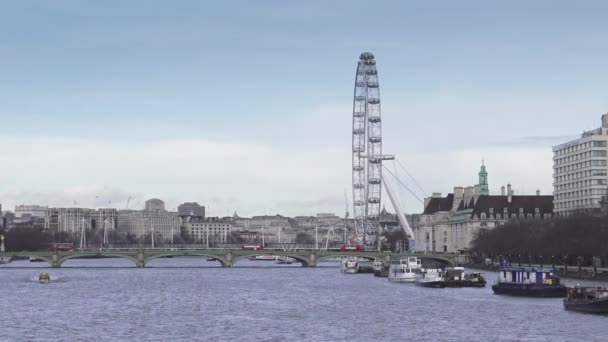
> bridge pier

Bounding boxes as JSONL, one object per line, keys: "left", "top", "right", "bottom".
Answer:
{"left": 305, "top": 253, "right": 316, "bottom": 267}
{"left": 51, "top": 253, "right": 60, "bottom": 268}
{"left": 223, "top": 252, "right": 233, "bottom": 267}
{"left": 137, "top": 251, "right": 146, "bottom": 268}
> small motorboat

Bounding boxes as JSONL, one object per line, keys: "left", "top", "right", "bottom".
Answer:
{"left": 415, "top": 268, "right": 446, "bottom": 288}
{"left": 275, "top": 256, "right": 295, "bottom": 264}
{"left": 564, "top": 286, "right": 608, "bottom": 314}
{"left": 39, "top": 272, "right": 51, "bottom": 283}
{"left": 444, "top": 267, "right": 487, "bottom": 287}
{"left": 30, "top": 256, "right": 44, "bottom": 262}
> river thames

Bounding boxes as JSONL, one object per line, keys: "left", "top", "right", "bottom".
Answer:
{"left": 1, "top": 258, "right": 607, "bottom": 342}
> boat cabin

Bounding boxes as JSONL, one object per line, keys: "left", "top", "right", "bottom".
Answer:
{"left": 497, "top": 266, "right": 560, "bottom": 285}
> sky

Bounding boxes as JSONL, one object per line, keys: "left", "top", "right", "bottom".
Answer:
{"left": 1, "top": 1, "right": 607, "bottom": 217}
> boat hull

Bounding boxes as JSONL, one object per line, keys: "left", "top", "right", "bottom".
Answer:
{"left": 564, "top": 297, "right": 608, "bottom": 314}
{"left": 445, "top": 280, "right": 487, "bottom": 288}
{"left": 389, "top": 277, "right": 416, "bottom": 283}
{"left": 492, "top": 284, "right": 567, "bottom": 297}
{"left": 415, "top": 281, "right": 446, "bottom": 288}
{"left": 342, "top": 268, "right": 358, "bottom": 274}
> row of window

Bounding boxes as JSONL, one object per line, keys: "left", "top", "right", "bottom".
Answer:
{"left": 554, "top": 140, "right": 607, "bottom": 156}
{"left": 555, "top": 199, "right": 599, "bottom": 209}
{"left": 555, "top": 188, "right": 606, "bottom": 200}
{"left": 555, "top": 169, "right": 607, "bottom": 182}
{"left": 555, "top": 150, "right": 607, "bottom": 165}
{"left": 555, "top": 179, "right": 607, "bottom": 191}
{"left": 555, "top": 160, "right": 608, "bottom": 174}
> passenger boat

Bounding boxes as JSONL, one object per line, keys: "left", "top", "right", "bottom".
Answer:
{"left": 248, "top": 255, "right": 276, "bottom": 261}
{"left": 491, "top": 266, "right": 567, "bottom": 297}
{"left": 388, "top": 257, "right": 421, "bottom": 283}
{"left": 341, "top": 257, "right": 359, "bottom": 274}
{"left": 275, "top": 256, "right": 294, "bottom": 264}
{"left": 415, "top": 268, "right": 446, "bottom": 288}
{"left": 563, "top": 286, "right": 608, "bottom": 314}
{"left": 444, "top": 267, "right": 487, "bottom": 287}
{"left": 29, "top": 256, "right": 44, "bottom": 262}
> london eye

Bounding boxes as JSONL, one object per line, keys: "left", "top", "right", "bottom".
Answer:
{"left": 351, "top": 52, "right": 387, "bottom": 247}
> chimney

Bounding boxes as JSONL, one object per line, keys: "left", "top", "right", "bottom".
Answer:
{"left": 453, "top": 187, "right": 464, "bottom": 211}
{"left": 474, "top": 184, "right": 481, "bottom": 204}
{"left": 507, "top": 184, "right": 513, "bottom": 203}
{"left": 501, "top": 186, "right": 506, "bottom": 196}
{"left": 464, "top": 186, "right": 474, "bottom": 206}
{"left": 536, "top": 189, "right": 541, "bottom": 196}
{"left": 424, "top": 197, "right": 431, "bottom": 210}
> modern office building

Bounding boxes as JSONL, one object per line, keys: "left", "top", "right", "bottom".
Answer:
{"left": 553, "top": 114, "right": 608, "bottom": 216}
{"left": 177, "top": 202, "right": 205, "bottom": 218}
{"left": 183, "top": 217, "right": 232, "bottom": 244}
{"left": 118, "top": 199, "right": 180, "bottom": 240}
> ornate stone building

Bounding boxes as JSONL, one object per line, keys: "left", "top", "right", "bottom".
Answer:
{"left": 414, "top": 163, "right": 553, "bottom": 253}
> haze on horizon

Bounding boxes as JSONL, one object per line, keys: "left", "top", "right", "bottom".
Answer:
{"left": 1, "top": 1, "right": 607, "bottom": 217}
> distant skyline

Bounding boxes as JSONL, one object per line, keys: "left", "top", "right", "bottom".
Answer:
{"left": 1, "top": 1, "right": 607, "bottom": 216}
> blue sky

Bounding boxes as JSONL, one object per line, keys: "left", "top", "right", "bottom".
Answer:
{"left": 1, "top": 1, "right": 607, "bottom": 216}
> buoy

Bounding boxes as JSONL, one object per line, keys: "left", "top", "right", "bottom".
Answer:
{"left": 39, "top": 272, "right": 51, "bottom": 283}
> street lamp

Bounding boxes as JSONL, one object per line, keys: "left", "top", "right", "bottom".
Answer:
{"left": 80, "top": 218, "right": 87, "bottom": 250}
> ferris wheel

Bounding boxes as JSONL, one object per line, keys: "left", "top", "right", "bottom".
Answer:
{"left": 351, "top": 52, "right": 392, "bottom": 247}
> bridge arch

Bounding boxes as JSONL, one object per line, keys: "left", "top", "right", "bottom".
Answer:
{"left": 231, "top": 253, "right": 312, "bottom": 267}
{"left": 57, "top": 253, "right": 140, "bottom": 267}
{"left": 316, "top": 254, "right": 381, "bottom": 264}
{"left": 144, "top": 252, "right": 228, "bottom": 267}
{"left": 14, "top": 254, "right": 54, "bottom": 266}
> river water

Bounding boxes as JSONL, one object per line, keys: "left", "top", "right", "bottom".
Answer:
{"left": 1, "top": 257, "right": 607, "bottom": 342}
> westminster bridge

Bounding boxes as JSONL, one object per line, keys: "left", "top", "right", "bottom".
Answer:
{"left": 0, "top": 248, "right": 456, "bottom": 268}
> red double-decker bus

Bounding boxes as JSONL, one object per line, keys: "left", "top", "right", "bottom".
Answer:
{"left": 242, "top": 245, "right": 264, "bottom": 251}
{"left": 50, "top": 243, "right": 74, "bottom": 251}
{"left": 340, "top": 244, "right": 365, "bottom": 252}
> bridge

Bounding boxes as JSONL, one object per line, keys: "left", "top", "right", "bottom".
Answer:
{"left": 1, "top": 248, "right": 456, "bottom": 268}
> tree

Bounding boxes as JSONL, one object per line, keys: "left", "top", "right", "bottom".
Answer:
{"left": 294, "top": 232, "right": 315, "bottom": 245}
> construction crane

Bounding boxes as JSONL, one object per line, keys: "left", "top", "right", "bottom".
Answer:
{"left": 125, "top": 196, "right": 132, "bottom": 210}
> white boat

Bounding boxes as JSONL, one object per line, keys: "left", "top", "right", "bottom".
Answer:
{"left": 30, "top": 256, "right": 44, "bottom": 262}
{"left": 341, "top": 257, "right": 359, "bottom": 274}
{"left": 415, "top": 268, "right": 446, "bottom": 288}
{"left": 248, "top": 255, "right": 276, "bottom": 261}
{"left": 275, "top": 256, "right": 295, "bottom": 264}
{"left": 0, "top": 256, "right": 11, "bottom": 264}
{"left": 388, "top": 256, "right": 422, "bottom": 283}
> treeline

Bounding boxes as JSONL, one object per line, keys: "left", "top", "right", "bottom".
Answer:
{"left": 472, "top": 214, "right": 608, "bottom": 266}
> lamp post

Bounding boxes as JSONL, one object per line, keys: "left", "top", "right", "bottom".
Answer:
{"left": 103, "top": 219, "right": 109, "bottom": 247}
{"left": 80, "top": 218, "right": 87, "bottom": 250}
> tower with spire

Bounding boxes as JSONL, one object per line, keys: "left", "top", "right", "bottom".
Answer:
{"left": 478, "top": 160, "right": 489, "bottom": 196}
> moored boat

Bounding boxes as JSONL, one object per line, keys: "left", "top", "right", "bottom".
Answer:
{"left": 248, "top": 255, "right": 276, "bottom": 261}
{"left": 373, "top": 259, "right": 388, "bottom": 277}
{"left": 275, "top": 256, "right": 295, "bottom": 264}
{"left": 388, "top": 257, "right": 421, "bottom": 283}
{"left": 444, "top": 267, "right": 487, "bottom": 288}
{"left": 564, "top": 286, "right": 608, "bottom": 314}
{"left": 491, "top": 266, "right": 567, "bottom": 297}
{"left": 0, "top": 256, "right": 11, "bottom": 264}
{"left": 415, "top": 268, "right": 445, "bottom": 288}
{"left": 341, "top": 257, "right": 359, "bottom": 274}
{"left": 29, "top": 256, "right": 44, "bottom": 262}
